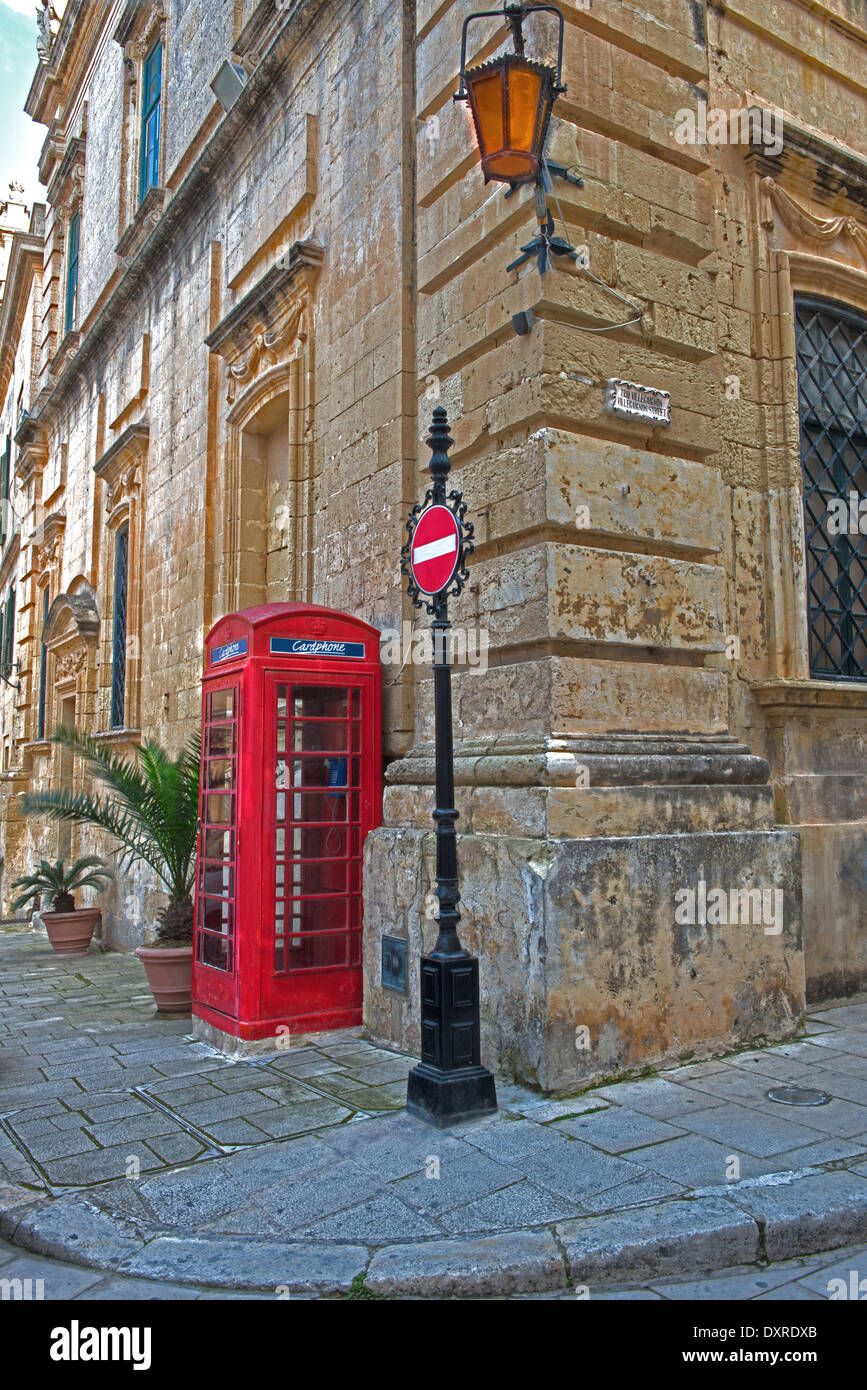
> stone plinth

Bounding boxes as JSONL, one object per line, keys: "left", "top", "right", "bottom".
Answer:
{"left": 363, "top": 726, "right": 805, "bottom": 1093}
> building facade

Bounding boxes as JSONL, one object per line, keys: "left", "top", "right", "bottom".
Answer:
{"left": 0, "top": 0, "right": 866, "bottom": 1090}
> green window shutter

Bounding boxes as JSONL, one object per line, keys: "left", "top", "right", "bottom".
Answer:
{"left": 0, "top": 436, "right": 9, "bottom": 549}
{"left": 65, "top": 210, "right": 80, "bottom": 334}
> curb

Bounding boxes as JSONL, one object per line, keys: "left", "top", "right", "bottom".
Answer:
{"left": 3, "top": 1166, "right": 867, "bottom": 1297}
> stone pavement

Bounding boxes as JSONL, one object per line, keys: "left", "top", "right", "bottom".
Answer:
{"left": 2, "top": 926, "right": 867, "bottom": 1299}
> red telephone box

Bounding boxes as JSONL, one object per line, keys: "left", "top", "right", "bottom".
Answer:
{"left": 192, "top": 603, "right": 382, "bottom": 1040}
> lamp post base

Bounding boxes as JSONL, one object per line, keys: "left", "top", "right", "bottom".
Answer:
{"left": 405, "top": 950, "right": 498, "bottom": 1127}
{"left": 406, "top": 1061, "right": 498, "bottom": 1128}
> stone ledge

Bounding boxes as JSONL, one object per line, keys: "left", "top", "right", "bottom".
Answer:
{"left": 754, "top": 679, "right": 867, "bottom": 712}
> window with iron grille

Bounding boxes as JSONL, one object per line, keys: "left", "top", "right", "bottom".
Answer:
{"left": 139, "top": 41, "right": 162, "bottom": 203}
{"left": 111, "top": 525, "right": 129, "bottom": 728}
{"left": 38, "top": 586, "right": 49, "bottom": 740}
{"left": 795, "top": 296, "right": 867, "bottom": 680}
{"left": 65, "top": 210, "right": 80, "bottom": 334}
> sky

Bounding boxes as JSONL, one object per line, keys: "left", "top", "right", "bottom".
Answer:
{"left": 0, "top": 0, "right": 48, "bottom": 210}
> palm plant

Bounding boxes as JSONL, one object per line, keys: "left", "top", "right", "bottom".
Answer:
{"left": 21, "top": 727, "right": 201, "bottom": 944}
{"left": 11, "top": 856, "right": 113, "bottom": 915}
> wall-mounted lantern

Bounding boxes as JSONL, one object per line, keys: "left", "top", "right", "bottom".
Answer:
{"left": 455, "top": 4, "right": 565, "bottom": 187}
{"left": 455, "top": 4, "right": 578, "bottom": 276}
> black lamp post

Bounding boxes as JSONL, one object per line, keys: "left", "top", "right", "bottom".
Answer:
{"left": 401, "top": 408, "right": 498, "bottom": 1127}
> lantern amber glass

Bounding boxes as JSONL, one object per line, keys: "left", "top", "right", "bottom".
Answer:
{"left": 464, "top": 54, "right": 555, "bottom": 184}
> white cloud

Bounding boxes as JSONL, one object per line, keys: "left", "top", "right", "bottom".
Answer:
{"left": 0, "top": 0, "right": 37, "bottom": 20}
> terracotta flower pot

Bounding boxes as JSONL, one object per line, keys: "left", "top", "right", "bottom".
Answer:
{"left": 135, "top": 943, "right": 193, "bottom": 1015}
{"left": 41, "top": 907, "right": 101, "bottom": 957}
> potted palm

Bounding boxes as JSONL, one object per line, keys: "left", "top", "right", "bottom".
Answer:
{"left": 10, "top": 856, "right": 113, "bottom": 956}
{"left": 21, "top": 727, "right": 200, "bottom": 1014}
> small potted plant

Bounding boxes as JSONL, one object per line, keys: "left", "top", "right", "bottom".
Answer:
{"left": 21, "top": 727, "right": 200, "bottom": 1014}
{"left": 10, "top": 856, "right": 113, "bottom": 956}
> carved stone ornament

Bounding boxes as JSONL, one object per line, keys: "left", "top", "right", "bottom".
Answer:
{"left": 205, "top": 238, "right": 324, "bottom": 405}
{"left": 54, "top": 648, "right": 88, "bottom": 682}
{"left": 225, "top": 303, "right": 307, "bottom": 404}
{"left": 760, "top": 177, "right": 867, "bottom": 265}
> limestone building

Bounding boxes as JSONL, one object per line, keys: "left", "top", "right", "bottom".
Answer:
{"left": 1, "top": 0, "right": 866, "bottom": 1089}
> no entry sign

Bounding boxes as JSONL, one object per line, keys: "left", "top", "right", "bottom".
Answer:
{"left": 410, "top": 504, "right": 461, "bottom": 595}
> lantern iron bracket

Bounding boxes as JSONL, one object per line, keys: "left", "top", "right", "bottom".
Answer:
{"left": 507, "top": 206, "right": 577, "bottom": 275}
{"left": 504, "top": 159, "right": 582, "bottom": 196}
{"left": 454, "top": 3, "right": 566, "bottom": 101}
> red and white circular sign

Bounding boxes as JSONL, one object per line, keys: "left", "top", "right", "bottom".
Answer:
{"left": 410, "top": 504, "right": 461, "bottom": 596}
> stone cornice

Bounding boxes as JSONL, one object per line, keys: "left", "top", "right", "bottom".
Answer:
{"left": 43, "top": 587, "right": 99, "bottom": 645}
{"left": 115, "top": 186, "right": 168, "bottom": 260}
{"left": 22, "top": 0, "right": 330, "bottom": 434}
{"left": 0, "top": 221, "right": 44, "bottom": 408}
{"left": 114, "top": 0, "right": 165, "bottom": 49}
{"left": 25, "top": 0, "right": 103, "bottom": 127}
{"left": 205, "top": 239, "right": 323, "bottom": 402}
{"left": 94, "top": 420, "right": 150, "bottom": 485}
{"left": 46, "top": 135, "right": 86, "bottom": 210}
{"left": 0, "top": 533, "right": 21, "bottom": 594}
{"left": 745, "top": 108, "right": 867, "bottom": 218}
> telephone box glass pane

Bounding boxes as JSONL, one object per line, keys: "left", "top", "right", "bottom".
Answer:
{"left": 196, "top": 681, "right": 238, "bottom": 975}
{"left": 273, "top": 681, "right": 363, "bottom": 974}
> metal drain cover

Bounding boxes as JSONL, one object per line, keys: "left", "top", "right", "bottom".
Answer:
{"left": 766, "top": 1085, "right": 830, "bottom": 1107}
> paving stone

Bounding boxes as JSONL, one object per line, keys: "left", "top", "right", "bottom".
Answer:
{"left": 83, "top": 1112, "right": 187, "bottom": 1146}
{"left": 0, "top": 1250, "right": 103, "bottom": 1298}
{"left": 755, "top": 1096, "right": 867, "bottom": 1139}
{"left": 514, "top": 1095, "right": 612, "bottom": 1122}
{"left": 297, "top": 1191, "right": 441, "bottom": 1242}
{"left": 789, "top": 1248, "right": 867, "bottom": 1299}
{"left": 807, "top": 1031, "right": 867, "bottom": 1059}
{"left": 764, "top": 1136, "right": 867, "bottom": 1168}
{"left": 635, "top": 1134, "right": 780, "bottom": 1187}
{"left": 554, "top": 1107, "right": 686, "bottom": 1153}
{"left": 391, "top": 1149, "right": 517, "bottom": 1216}
{"left": 121, "top": 1235, "right": 368, "bottom": 1293}
{"left": 137, "top": 1164, "right": 241, "bottom": 1226}
{"left": 318, "top": 1110, "right": 466, "bottom": 1181}
{"left": 648, "top": 1266, "right": 805, "bottom": 1299}
{"left": 246, "top": 1100, "right": 353, "bottom": 1138}
{"left": 202, "top": 1117, "right": 273, "bottom": 1144}
{"left": 200, "top": 1202, "right": 286, "bottom": 1236}
{"left": 179, "top": 1091, "right": 281, "bottom": 1125}
{"left": 143, "top": 1133, "right": 208, "bottom": 1171}
{"left": 463, "top": 1118, "right": 570, "bottom": 1165}
{"left": 557, "top": 1198, "right": 759, "bottom": 1283}
{"left": 753, "top": 1283, "right": 826, "bottom": 1299}
{"left": 438, "top": 1180, "right": 579, "bottom": 1234}
{"left": 586, "top": 1078, "right": 724, "bottom": 1120}
{"left": 725, "top": 1171, "right": 867, "bottom": 1259}
{"left": 579, "top": 1171, "right": 687, "bottom": 1213}
{"left": 367, "top": 1230, "right": 565, "bottom": 1297}
{"left": 264, "top": 1159, "right": 385, "bottom": 1231}
{"left": 11, "top": 1195, "right": 144, "bottom": 1268}
{"left": 680, "top": 1103, "right": 827, "bottom": 1157}
{"left": 517, "top": 1137, "right": 646, "bottom": 1204}
{"left": 12, "top": 1126, "right": 97, "bottom": 1161}
{"left": 42, "top": 1145, "right": 164, "bottom": 1186}
{"left": 142, "top": 1081, "right": 223, "bottom": 1106}
{"left": 74, "top": 1275, "right": 201, "bottom": 1299}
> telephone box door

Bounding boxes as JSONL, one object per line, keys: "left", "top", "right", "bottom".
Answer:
{"left": 194, "top": 675, "right": 241, "bottom": 1018}
{"left": 261, "top": 671, "right": 376, "bottom": 1028}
